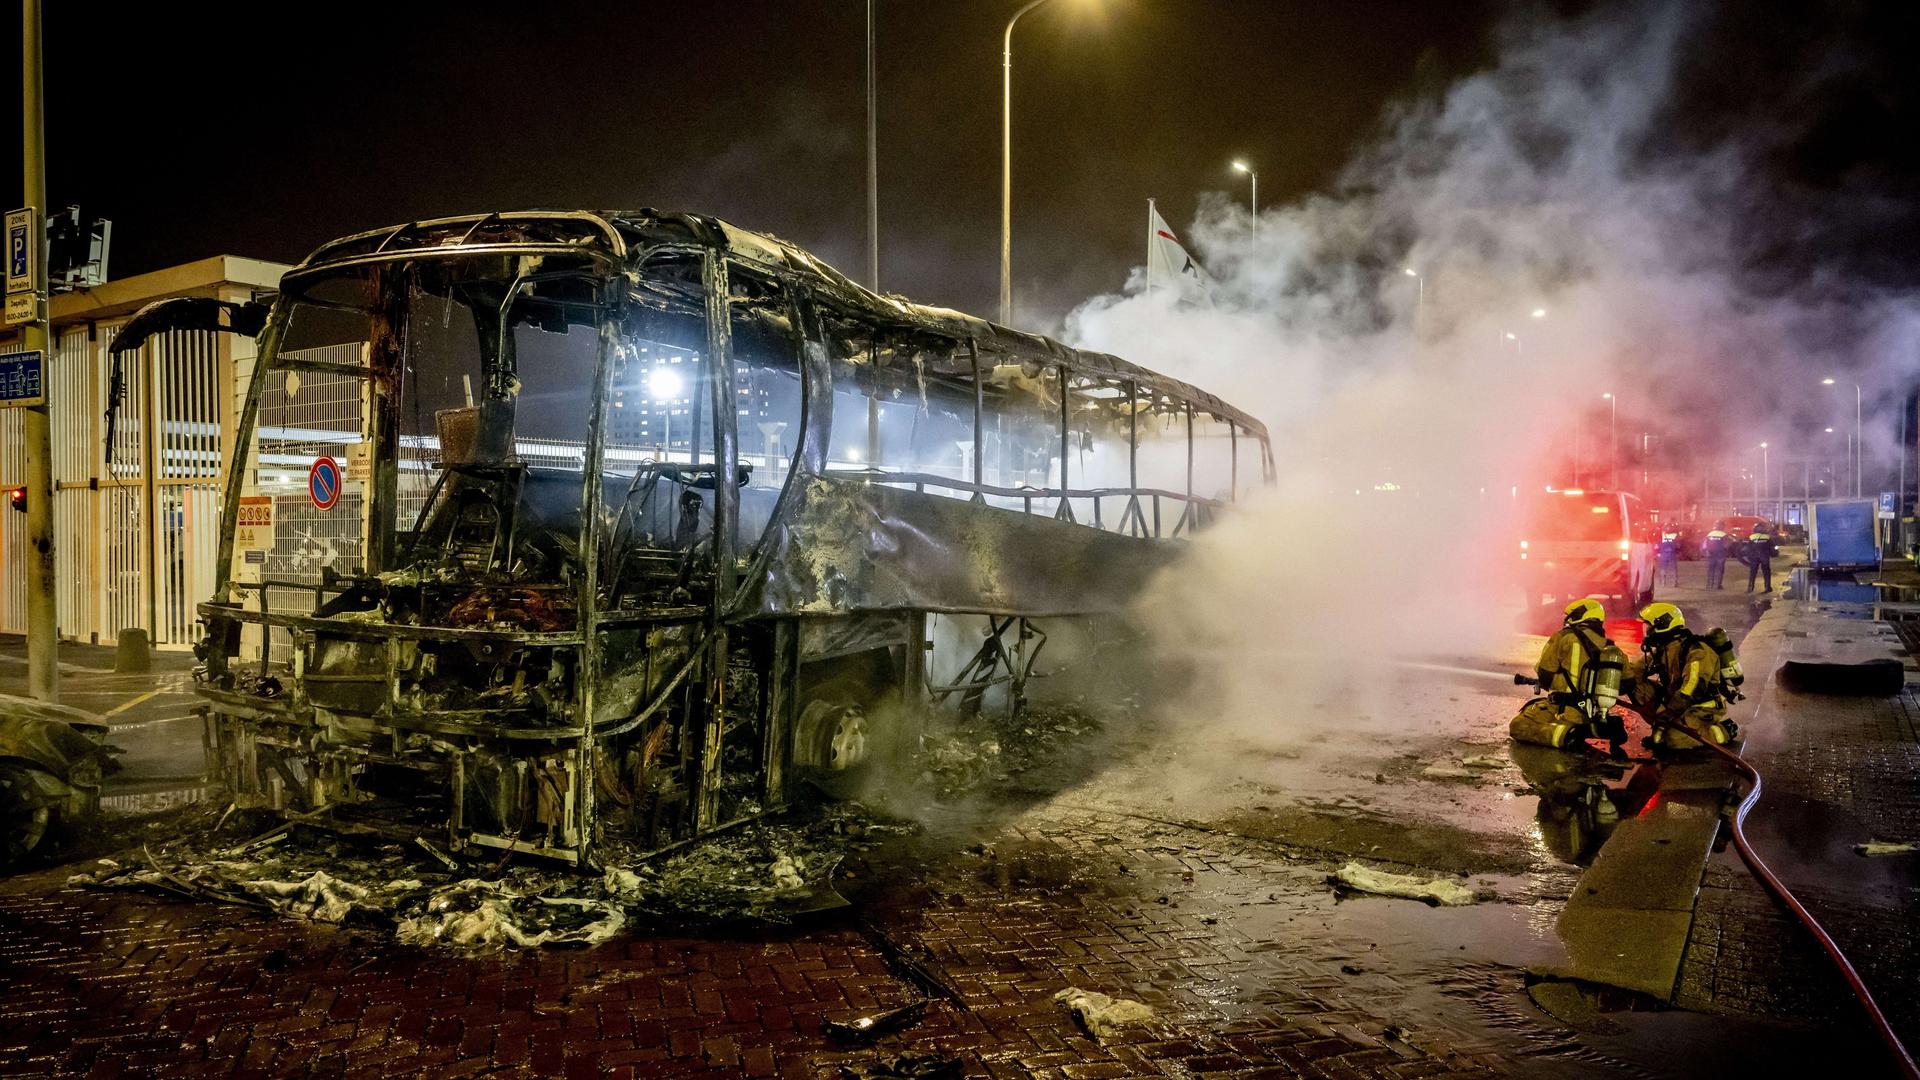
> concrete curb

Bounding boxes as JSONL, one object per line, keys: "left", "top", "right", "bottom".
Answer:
{"left": 1547, "top": 599, "right": 1792, "bottom": 999}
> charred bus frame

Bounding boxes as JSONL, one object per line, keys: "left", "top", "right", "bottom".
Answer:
{"left": 114, "top": 210, "right": 1273, "bottom": 867}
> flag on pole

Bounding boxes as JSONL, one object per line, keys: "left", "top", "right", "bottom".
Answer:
{"left": 1146, "top": 200, "right": 1215, "bottom": 305}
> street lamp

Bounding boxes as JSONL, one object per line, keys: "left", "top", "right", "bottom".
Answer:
{"left": 1001, "top": 0, "right": 1090, "bottom": 326}
{"left": 1822, "top": 377, "right": 1863, "bottom": 496}
{"left": 1759, "top": 442, "right": 1770, "bottom": 519}
{"left": 1231, "top": 160, "right": 1258, "bottom": 250}
{"left": 1602, "top": 392, "right": 1617, "bottom": 490}
{"left": 649, "top": 366, "right": 684, "bottom": 458}
{"left": 1403, "top": 267, "right": 1423, "bottom": 334}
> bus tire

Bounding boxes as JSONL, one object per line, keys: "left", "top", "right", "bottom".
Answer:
{"left": 0, "top": 764, "right": 56, "bottom": 870}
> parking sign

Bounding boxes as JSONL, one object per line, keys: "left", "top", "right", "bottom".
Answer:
{"left": 6, "top": 208, "right": 34, "bottom": 293}
{"left": 5, "top": 208, "right": 37, "bottom": 328}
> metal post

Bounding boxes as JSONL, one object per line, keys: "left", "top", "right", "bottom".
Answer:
{"left": 21, "top": 0, "right": 56, "bottom": 701}
{"left": 1855, "top": 382, "right": 1863, "bottom": 498}
{"left": 1001, "top": 0, "right": 1055, "bottom": 326}
{"left": 1597, "top": 390, "right": 1612, "bottom": 488}
{"left": 866, "top": 0, "right": 879, "bottom": 295}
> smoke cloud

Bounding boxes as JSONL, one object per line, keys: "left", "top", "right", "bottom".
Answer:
{"left": 1060, "top": 1, "right": 1919, "bottom": 736}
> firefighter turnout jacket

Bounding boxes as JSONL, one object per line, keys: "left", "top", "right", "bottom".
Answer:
{"left": 1535, "top": 624, "right": 1607, "bottom": 706}
{"left": 1629, "top": 632, "right": 1735, "bottom": 748}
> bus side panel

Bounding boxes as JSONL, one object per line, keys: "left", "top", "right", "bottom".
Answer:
{"left": 739, "top": 476, "right": 1181, "bottom": 618}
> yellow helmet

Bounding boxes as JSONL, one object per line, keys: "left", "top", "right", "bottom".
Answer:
{"left": 1638, "top": 601, "right": 1685, "bottom": 635}
{"left": 1563, "top": 598, "right": 1606, "bottom": 626}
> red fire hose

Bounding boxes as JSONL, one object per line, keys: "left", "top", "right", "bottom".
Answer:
{"left": 1689, "top": 734, "right": 1919, "bottom": 1079}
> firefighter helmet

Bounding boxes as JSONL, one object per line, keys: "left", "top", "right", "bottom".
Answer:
{"left": 1639, "top": 601, "right": 1686, "bottom": 635}
{"left": 1562, "top": 598, "right": 1606, "bottom": 626}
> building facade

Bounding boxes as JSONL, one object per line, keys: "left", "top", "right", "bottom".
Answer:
{"left": 0, "top": 255, "right": 286, "bottom": 649}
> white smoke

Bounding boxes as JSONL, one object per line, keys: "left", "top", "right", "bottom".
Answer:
{"left": 1061, "top": 2, "right": 1918, "bottom": 734}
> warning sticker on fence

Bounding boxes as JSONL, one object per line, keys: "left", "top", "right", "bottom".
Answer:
{"left": 237, "top": 495, "right": 274, "bottom": 550}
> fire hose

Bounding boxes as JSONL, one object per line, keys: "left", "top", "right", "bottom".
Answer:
{"left": 1505, "top": 662, "right": 1917, "bottom": 1074}
{"left": 1681, "top": 729, "right": 1919, "bottom": 1079}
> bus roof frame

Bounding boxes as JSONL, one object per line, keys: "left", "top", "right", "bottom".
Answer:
{"left": 294, "top": 209, "right": 1270, "bottom": 440}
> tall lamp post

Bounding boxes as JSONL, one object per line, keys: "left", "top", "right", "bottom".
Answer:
{"left": 1403, "top": 267, "right": 1423, "bottom": 335}
{"left": 1000, "top": 0, "right": 1065, "bottom": 326}
{"left": 1602, "top": 392, "right": 1617, "bottom": 490}
{"left": 1822, "top": 377, "right": 1862, "bottom": 497}
{"left": 1759, "top": 442, "right": 1770, "bottom": 520}
{"left": 1231, "top": 160, "right": 1258, "bottom": 252}
{"left": 866, "top": 0, "right": 879, "bottom": 292}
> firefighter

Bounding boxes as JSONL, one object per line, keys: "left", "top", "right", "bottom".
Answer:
{"left": 1744, "top": 526, "right": 1778, "bottom": 593}
{"left": 1702, "top": 528, "right": 1730, "bottom": 589}
{"left": 1657, "top": 529, "right": 1681, "bottom": 588}
{"left": 1627, "top": 602, "right": 1738, "bottom": 750}
{"left": 1510, "top": 599, "right": 1628, "bottom": 756}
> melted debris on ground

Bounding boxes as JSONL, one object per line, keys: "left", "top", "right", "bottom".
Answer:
{"left": 1054, "top": 986, "right": 1158, "bottom": 1040}
{"left": 1330, "top": 861, "right": 1480, "bottom": 906}
{"left": 916, "top": 700, "right": 1108, "bottom": 798}
{"left": 66, "top": 800, "right": 916, "bottom": 951}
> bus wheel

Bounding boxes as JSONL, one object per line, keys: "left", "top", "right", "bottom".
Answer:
{"left": 794, "top": 698, "right": 872, "bottom": 795}
{"left": 0, "top": 765, "right": 54, "bottom": 869}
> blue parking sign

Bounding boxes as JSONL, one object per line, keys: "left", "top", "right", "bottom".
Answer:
{"left": 0, "top": 351, "right": 45, "bottom": 407}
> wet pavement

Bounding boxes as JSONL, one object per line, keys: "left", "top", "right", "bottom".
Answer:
{"left": 0, "top": 554, "right": 1908, "bottom": 1078}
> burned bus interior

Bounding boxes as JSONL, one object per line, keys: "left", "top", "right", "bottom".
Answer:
{"left": 113, "top": 211, "right": 1273, "bottom": 869}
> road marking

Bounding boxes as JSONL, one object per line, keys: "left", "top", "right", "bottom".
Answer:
{"left": 103, "top": 712, "right": 201, "bottom": 731}
{"left": 101, "top": 687, "right": 168, "bottom": 718}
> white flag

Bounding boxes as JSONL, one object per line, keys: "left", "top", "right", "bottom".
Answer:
{"left": 1147, "top": 202, "right": 1215, "bottom": 305}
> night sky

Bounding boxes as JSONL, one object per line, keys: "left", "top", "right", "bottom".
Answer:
{"left": 5, "top": 1, "right": 1916, "bottom": 331}
{"left": 8, "top": 1, "right": 1493, "bottom": 327}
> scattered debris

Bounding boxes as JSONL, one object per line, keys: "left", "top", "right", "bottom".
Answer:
{"left": 835, "top": 1052, "right": 963, "bottom": 1080}
{"left": 244, "top": 871, "right": 376, "bottom": 924}
{"left": 916, "top": 703, "right": 1103, "bottom": 798}
{"left": 1461, "top": 755, "right": 1504, "bottom": 770}
{"left": 395, "top": 880, "right": 625, "bottom": 949}
{"left": 822, "top": 1000, "right": 929, "bottom": 1043}
{"left": 76, "top": 799, "right": 915, "bottom": 949}
{"left": 1330, "top": 862, "right": 1477, "bottom": 906}
{"left": 1053, "top": 986, "right": 1156, "bottom": 1040}
{"left": 1854, "top": 841, "right": 1918, "bottom": 857}
{"left": 414, "top": 837, "right": 460, "bottom": 871}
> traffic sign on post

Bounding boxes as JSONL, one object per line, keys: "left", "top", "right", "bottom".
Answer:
{"left": 0, "top": 351, "right": 45, "bottom": 407}
{"left": 5, "top": 207, "right": 40, "bottom": 327}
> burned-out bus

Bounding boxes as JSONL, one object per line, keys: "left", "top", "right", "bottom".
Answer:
{"left": 112, "top": 210, "right": 1273, "bottom": 867}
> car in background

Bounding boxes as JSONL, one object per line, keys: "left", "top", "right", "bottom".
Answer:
{"left": 1713, "top": 515, "right": 1774, "bottom": 541}
{"left": 1518, "top": 489, "right": 1658, "bottom": 615}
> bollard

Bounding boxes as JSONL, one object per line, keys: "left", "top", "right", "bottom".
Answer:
{"left": 114, "top": 628, "right": 151, "bottom": 673}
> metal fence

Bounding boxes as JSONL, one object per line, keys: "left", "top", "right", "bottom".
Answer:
{"left": 0, "top": 321, "right": 231, "bottom": 649}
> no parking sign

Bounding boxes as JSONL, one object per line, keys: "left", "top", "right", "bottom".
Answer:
{"left": 308, "top": 456, "right": 342, "bottom": 511}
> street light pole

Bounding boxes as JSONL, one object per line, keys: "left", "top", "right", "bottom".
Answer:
{"left": 1823, "top": 377, "right": 1864, "bottom": 498}
{"left": 1231, "top": 160, "right": 1257, "bottom": 253}
{"left": 1603, "top": 392, "right": 1617, "bottom": 490}
{"left": 1403, "top": 268, "right": 1422, "bottom": 336}
{"left": 1760, "top": 443, "right": 1770, "bottom": 520}
{"left": 866, "top": 0, "right": 879, "bottom": 293}
{"left": 1000, "top": 0, "right": 1058, "bottom": 326}
{"left": 21, "top": 0, "right": 57, "bottom": 702}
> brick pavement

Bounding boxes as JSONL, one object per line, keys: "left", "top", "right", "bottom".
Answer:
{"left": 0, "top": 806, "right": 1533, "bottom": 1080}
{"left": 1672, "top": 621, "right": 1920, "bottom": 1056}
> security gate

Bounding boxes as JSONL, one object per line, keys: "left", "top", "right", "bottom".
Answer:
{"left": 0, "top": 321, "right": 235, "bottom": 648}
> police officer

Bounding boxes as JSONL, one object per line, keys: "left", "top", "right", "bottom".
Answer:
{"left": 1627, "top": 602, "right": 1738, "bottom": 749}
{"left": 1745, "top": 525, "right": 1778, "bottom": 593}
{"left": 1702, "top": 528, "right": 1730, "bottom": 589}
{"left": 1511, "top": 599, "right": 1627, "bottom": 756}
{"left": 1657, "top": 529, "right": 1681, "bottom": 588}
